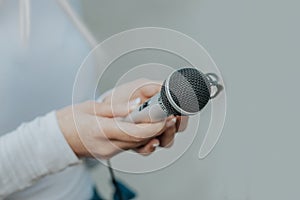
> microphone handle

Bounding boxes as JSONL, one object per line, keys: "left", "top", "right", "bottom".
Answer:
{"left": 123, "top": 93, "right": 168, "bottom": 123}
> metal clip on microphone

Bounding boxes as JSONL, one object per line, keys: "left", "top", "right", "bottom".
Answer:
{"left": 205, "top": 73, "right": 223, "bottom": 99}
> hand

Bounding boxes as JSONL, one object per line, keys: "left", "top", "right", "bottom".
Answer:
{"left": 56, "top": 101, "right": 167, "bottom": 159}
{"left": 103, "top": 79, "right": 189, "bottom": 155}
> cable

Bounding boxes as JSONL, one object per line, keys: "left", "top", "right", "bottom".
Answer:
{"left": 107, "top": 159, "right": 124, "bottom": 200}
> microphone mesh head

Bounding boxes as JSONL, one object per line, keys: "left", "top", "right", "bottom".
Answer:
{"left": 161, "top": 68, "right": 211, "bottom": 115}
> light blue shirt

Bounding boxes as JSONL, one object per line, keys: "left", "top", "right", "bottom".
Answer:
{"left": 0, "top": 0, "right": 95, "bottom": 199}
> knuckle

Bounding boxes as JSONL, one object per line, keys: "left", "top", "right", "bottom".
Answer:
{"left": 131, "top": 136, "right": 144, "bottom": 143}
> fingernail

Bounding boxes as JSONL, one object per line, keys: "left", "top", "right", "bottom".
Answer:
{"left": 152, "top": 142, "right": 160, "bottom": 148}
{"left": 129, "top": 98, "right": 141, "bottom": 110}
{"left": 166, "top": 117, "right": 177, "bottom": 128}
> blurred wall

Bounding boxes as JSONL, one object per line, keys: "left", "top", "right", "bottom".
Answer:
{"left": 80, "top": 0, "right": 300, "bottom": 199}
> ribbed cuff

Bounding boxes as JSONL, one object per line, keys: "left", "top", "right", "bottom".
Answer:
{"left": 0, "top": 111, "right": 81, "bottom": 196}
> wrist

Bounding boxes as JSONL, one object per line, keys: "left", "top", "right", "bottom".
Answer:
{"left": 56, "top": 108, "right": 89, "bottom": 157}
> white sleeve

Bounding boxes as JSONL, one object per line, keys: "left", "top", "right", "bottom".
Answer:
{"left": 0, "top": 111, "right": 81, "bottom": 199}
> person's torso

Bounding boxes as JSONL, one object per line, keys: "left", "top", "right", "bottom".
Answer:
{"left": 0, "top": 0, "right": 94, "bottom": 199}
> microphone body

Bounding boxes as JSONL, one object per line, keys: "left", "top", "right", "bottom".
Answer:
{"left": 124, "top": 68, "right": 222, "bottom": 123}
{"left": 124, "top": 93, "right": 168, "bottom": 123}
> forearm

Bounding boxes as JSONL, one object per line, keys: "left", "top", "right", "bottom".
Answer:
{"left": 0, "top": 112, "right": 80, "bottom": 198}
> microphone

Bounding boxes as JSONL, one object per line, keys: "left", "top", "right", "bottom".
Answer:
{"left": 124, "top": 68, "right": 223, "bottom": 123}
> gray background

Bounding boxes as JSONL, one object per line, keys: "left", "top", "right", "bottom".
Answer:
{"left": 80, "top": 0, "right": 300, "bottom": 199}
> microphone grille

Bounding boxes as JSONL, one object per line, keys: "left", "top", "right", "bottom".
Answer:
{"left": 161, "top": 68, "right": 211, "bottom": 115}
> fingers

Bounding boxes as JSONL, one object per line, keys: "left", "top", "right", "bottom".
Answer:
{"left": 100, "top": 118, "right": 166, "bottom": 142}
{"left": 134, "top": 138, "right": 160, "bottom": 155}
{"left": 95, "top": 102, "right": 131, "bottom": 117}
{"left": 95, "top": 117, "right": 181, "bottom": 158}
{"left": 101, "top": 138, "right": 159, "bottom": 159}
{"left": 103, "top": 79, "right": 162, "bottom": 104}
{"left": 122, "top": 79, "right": 162, "bottom": 102}
{"left": 176, "top": 116, "right": 189, "bottom": 132}
{"left": 83, "top": 101, "right": 139, "bottom": 118}
{"left": 133, "top": 79, "right": 162, "bottom": 99}
{"left": 158, "top": 124, "right": 176, "bottom": 148}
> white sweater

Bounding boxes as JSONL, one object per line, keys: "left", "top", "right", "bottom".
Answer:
{"left": 0, "top": 0, "right": 95, "bottom": 199}
{"left": 0, "top": 112, "right": 93, "bottom": 200}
